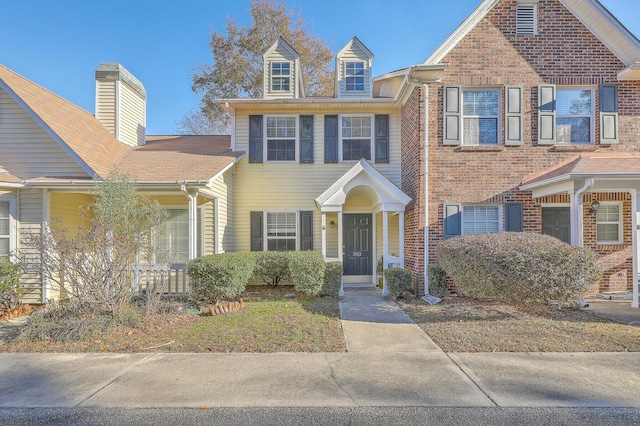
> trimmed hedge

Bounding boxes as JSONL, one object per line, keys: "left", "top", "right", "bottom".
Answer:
{"left": 427, "top": 264, "right": 448, "bottom": 298}
{"left": 438, "top": 232, "right": 602, "bottom": 307}
{"left": 322, "top": 261, "right": 343, "bottom": 296}
{"left": 188, "top": 252, "right": 256, "bottom": 302}
{"left": 289, "top": 251, "right": 326, "bottom": 296}
{"left": 384, "top": 268, "right": 412, "bottom": 297}
{"left": 0, "top": 260, "right": 21, "bottom": 311}
{"left": 253, "top": 251, "right": 289, "bottom": 286}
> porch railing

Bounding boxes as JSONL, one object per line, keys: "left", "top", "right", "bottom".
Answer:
{"left": 130, "top": 263, "right": 191, "bottom": 296}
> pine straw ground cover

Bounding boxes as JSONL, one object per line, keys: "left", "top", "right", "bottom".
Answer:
{"left": 399, "top": 296, "right": 640, "bottom": 353}
{"left": 1, "top": 286, "right": 345, "bottom": 353}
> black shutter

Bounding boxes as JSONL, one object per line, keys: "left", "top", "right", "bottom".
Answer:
{"left": 324, "top": 115, "right": 339, "bottom": 163}
{"left": 505, "top": 203, "right": 524, "bottom": 232}
{"left": 600, "top": 84, "right": 619, "bottom": 144}
{"left": 249, "top": 115, "right": 263, "bottom": 163}
{"left": 443, "top": 203, "right": 462, "bottom": 239}
{"left": 374, "top": 114, "right": 389, "bottom": 163}
{"left": 299, "top": 211, "right": 313, "bottom": 251}
{"left": 300, "top": 115, "right": 314, "bottom": 163}
{"left": 250, "top": 211, "right": 263, "bottom": 251}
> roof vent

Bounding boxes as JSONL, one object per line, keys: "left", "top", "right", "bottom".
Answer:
{"left": 516, "top": 4, "right": 537, "bottom": 35}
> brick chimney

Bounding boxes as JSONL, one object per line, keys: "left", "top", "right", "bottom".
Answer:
{"left": 95, "top": 63, "right": 146, "bottom": 146}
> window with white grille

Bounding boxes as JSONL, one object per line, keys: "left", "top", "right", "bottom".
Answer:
{"left": 516, "top": 4, "right": 537, "bottom": 35}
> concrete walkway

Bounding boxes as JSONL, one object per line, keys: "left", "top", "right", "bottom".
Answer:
{"left": 0, "top": 289, "right": 639, "bottom": 408}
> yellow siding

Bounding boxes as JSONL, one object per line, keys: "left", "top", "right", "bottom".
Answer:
{"left": 326, "top": 212, "right": 339, "bottom": 258}
{"left": 95, "top": 80, "right": 116, "bottom": 137}
{"left": 49, "top": 192, "right": 93, "bottom": 231}
{"left": 118, "top": 81, "right": 146, "bottom": 146}
{"left": 17, "top": 188, "right": 43, "bottom": 304}
{"left": 209, "top": 168, "right": 235, "bottom": 253}
{"left": 0, "top": 89, "right": 89, "bottom": 179}
{"left": 375, "top": 212, "right": 400, "bottom": 262}
{"left": 202, "top": 200, "right": 214, "bottom": 256}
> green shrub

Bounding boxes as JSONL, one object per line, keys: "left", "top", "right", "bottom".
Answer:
{"left": 427, "top": 264, "right": 449, "bottom": 298}
{"left": 438, "top": 232, "right": 602, "bottom": 307}
{"left": 253, "top": 251, "right": 289, "bottom": 286}
{"left": 188, "top": 252, "right": 256, "bottom": 302}
{"left": 0, "top": 260, "right": 21, "bottom": 311}
{"left": 322, "top": 261, "right": 343, "bottom": 296}
{"left": 384, "top": 268, "right": 412, "bottom": 298}
{"left": 289, "top": 251, "right": 326, "bottom": 296}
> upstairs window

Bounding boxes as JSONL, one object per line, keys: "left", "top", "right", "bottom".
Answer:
{"left": 556, "top": 88, "right": 593, "bottom": 144}
{"left": 463, "top": 89, "right": 500, "bottom": 145}
{"left": 266, "top": 116, "right": 296, "bottom": 161}
{"left": 271, "top": 62, "right": 291, "bottom": 92}
{"left": 516, "top": 3, "right": 537, "bottom": 35}
{"left": 341, "top": 115, "right": 372, "bottom": 161}
{"left": 345, "top": 62, "right": 365, "bottom": 91}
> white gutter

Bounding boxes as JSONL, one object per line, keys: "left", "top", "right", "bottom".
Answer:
{"left": 571, "top": 178, "right": 594, "bottom": 246}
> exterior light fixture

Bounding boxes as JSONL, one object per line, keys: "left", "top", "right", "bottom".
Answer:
{"left": 590, "top": 199, "right": 600, "bottom": 215}
{"left": 330, "top": 220, "right": 335, "bottom": 229}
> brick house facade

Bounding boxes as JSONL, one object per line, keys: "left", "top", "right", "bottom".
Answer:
{"left": 400, "top": 0, "right": 640, "bottom": 306}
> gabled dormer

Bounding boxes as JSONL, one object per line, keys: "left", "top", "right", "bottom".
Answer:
{"left": 263, "top": 37, "right": 304, "bottom": 99}
{"left": 335, "top": 36, "right": 374, "bottom": 99}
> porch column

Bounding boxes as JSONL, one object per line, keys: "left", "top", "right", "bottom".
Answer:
{"left": 42, "top": 189, "right": 50, "bottom": 302}
{"left": 338, "top": 212, "right": 344, "bottom": 297}
{"left": 633, "top": 189, "right": 640, "bottom": 308}
{"left": 569, "top": 190, "right": 581, "bottom": 246}
{"left": 399, "top": 211, "right": 405, "bottom": 268}
{"left": 382, "top": 210, "right": 389, "bottom": 296}
{"left": 182, "top": 186, "right": 198, "bottom": 261}
{"left": 321, "top": 212, "right": 327, "bottom": 259}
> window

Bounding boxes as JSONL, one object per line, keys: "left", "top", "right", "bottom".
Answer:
{"left": 463, "top": 89, "right": 500, "bottom": 145}
{"left": 271, "top": 62, "right": 290, "bottom": 92}
{"left": 157, "top": 208, "right": 203, "bottom": 263}
{"left": 463, "top": 205, "right": 500, "bottom": 234}
{"left": 266, "top": 116, "right": 296, "bottom": 161}
{"left": 267, "top": 212, "right": 296, "bottom": 251}
{"left": 0, "top": 201, "right": 13, "bottom": 261}
{"left": 516, "top": 3, "right": 537, "bottom": 35}
{"left": 596, "top": 203, "right": 622, "bottom": 244}
{"left": 345, "top": 62, "right": 365, "bottom": 91}
{"left": 556, "top": 89, "right": 593, "bottom": 144}
{"left": 341, "top": 115, "right": 372, "bottom": 161}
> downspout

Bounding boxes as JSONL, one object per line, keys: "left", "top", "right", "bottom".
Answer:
{"left": 572, "top": 178, "right": 594, "bottom": 246}
{"left": 423, "top": 84, "right": 430, "bottom": 296}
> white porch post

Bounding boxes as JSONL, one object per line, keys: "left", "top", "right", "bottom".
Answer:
{"left": 338, "top": 211, "right": 344, "bottom": 297}
{"left": 569, "top": 190, "right": 581, "bottom": 246}
{"left": 382, "top": 210, "right": 389, "bottom": 296}
{"left": 182, "top": 185, "right": 198, "bottom": 261}
{"left": 399, "top": 211, "right": 405, "bottom": 268}
{"left": 633, "top": 189, "right": 640, "bottom": 308}
{"left": 321, "top": 212, "right": 327, "bottom": 259}
{"left": 214, "top": 197, "right": 220, "bottom": 254}
{"left": 42, "top": 189, "right": 50, "bottom": 302}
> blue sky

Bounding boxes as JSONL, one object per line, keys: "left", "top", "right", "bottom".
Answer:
{"left": 1, "top": 0, "right": 638, "bottom": 135}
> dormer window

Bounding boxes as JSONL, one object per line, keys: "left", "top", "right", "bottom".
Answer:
{"left": 271, "top": 62, "right": 291, "bottom": 92}
{"left": 345, "top": 62, "right": 365, "bottom": 92}
{"left": 516, "top": 3, "right": 537, "bottom": 35}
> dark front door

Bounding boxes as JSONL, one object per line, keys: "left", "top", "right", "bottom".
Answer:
{"left": 343, "top": 214, "right": 373, "bottom": 276}
{"left": 542, "top": 207, "right": 571, "bottom": 244}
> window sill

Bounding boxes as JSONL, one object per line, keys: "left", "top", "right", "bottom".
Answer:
{"left": 549, "top": 144, "right": 598, "bottom": 152}
{"left": 454, "top": 145, "right": 504, "bottom": 152}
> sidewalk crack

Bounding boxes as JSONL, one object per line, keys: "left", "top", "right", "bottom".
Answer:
{"left": 446, "top": 353, "right": 499, "bottom": 407}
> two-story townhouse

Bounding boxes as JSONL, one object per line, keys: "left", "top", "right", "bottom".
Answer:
{"left": 220, "top": 36, "right": 436, "bottom": 294}
{"left": 398, "top": 0, "right": 640, "bottom": 308}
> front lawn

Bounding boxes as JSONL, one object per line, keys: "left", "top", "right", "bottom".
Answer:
{"left": 1, "top": 286, "right": 346, "bottom": 353}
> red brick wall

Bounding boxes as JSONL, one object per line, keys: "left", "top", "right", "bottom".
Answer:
{"left": 403, "top": 0, "right": 640, "bottom": 295}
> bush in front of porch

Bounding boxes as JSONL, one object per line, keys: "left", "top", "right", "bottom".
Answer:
{"left": 438, "top": 232, "right": 602, "bottom": 307}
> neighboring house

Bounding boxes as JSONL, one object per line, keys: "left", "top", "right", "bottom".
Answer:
{"left": 0, "top": 64, "right": 242, "bottom": 304}
{"left": 396, "top": 0, "right": 640, "bottom": 308}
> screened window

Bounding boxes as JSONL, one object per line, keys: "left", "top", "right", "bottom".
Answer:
{"left": 267, "top": 212, "right": 296, "bottom": 251}
{"left": 271, "top": 62, "right": 291, "bottom": 92}
{"left": 341, "top": 115, "right": 372, "bottom": 161}
{"left": 0, "top": 201, "right": 11, "bottom": 260}
{"left": 266, "top": 116, "right": 296, "bottom": 161}
{"left": 596, "top": 204, "right": 622, "bottom": 244}
{"left": 345, "top": 62, "right": 365, "bottom": 91}
{"left": 463, "top": 205, "right": 500, "bottom": 234}
{"left": 556, "top": 89, "right": 593, "bottom": 144}
{"left": 157, "top": 209, "right": 189, "bottom": 264}
{"left": 463, "top": 89, "right": 500, "bottom": 145}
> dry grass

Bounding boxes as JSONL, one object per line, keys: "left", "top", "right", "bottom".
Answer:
{"left": 1, "top": 286, "right": 346, "bottom": 353}
{"left": 399, "top": 296, "right": 640, "bottom": 352}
